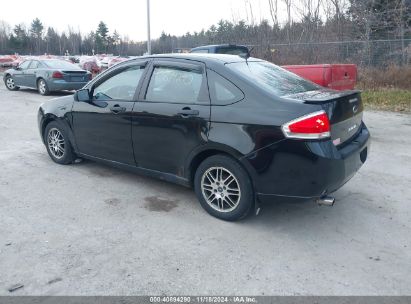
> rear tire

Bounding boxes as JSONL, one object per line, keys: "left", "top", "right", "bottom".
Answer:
{"left": 44, "top": 122, "right": 75, "bottom": 165}
{"left": 4, "top": 75, "right": 20, "bottom": 91}
{"left": 37, "top": 78, "right": 50, "bottom": 95}
{"left": 194, "top": 155, "right": 254, "bottom": 221}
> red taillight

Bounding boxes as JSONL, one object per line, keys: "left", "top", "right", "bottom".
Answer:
{"left": 282, "top": 110, "right": 330, "bottom": 139}
{"left": 52, "top": 71, "right": 63, "bottom": 79}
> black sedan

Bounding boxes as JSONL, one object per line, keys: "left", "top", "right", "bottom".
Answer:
{"left": 4, "top": 59, "right": 91, "bottom": 95}
{"left": 38, "top": 54, "right": 370, "bottom": 221}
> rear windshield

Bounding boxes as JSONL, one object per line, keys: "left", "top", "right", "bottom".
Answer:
{"left": 191, "top": 49, "right": 209, "bottom": 54}
{"left": 43, "top": 60, "right": 79, "bottom": 69}
{"left": 227, "top": 61, "right": 319, "bottom": 96}
{"left": 217, "top": 47, "right": 248, "bottom": 57}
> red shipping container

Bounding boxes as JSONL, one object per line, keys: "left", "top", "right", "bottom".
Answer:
{"left": 282, "top": 64, "right": 357, "bottom": 91}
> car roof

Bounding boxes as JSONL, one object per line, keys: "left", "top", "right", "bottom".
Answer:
{"left": 128, "top": 53, "right": 261, "bottom": 65}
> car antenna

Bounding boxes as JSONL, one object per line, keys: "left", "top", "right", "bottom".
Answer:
{"left": 245, "top": 46, "right": 253, "bottom": 64}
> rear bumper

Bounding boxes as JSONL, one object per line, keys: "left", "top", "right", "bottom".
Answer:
{"left": 47, "top": 80, "right": 88, "bottom": 91}
{"left": 244, "top": 123, "right": 370, "bottom": 203}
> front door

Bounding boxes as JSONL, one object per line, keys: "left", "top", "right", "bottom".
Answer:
{"left": 13, "top": 60, "right": 31, "bottom": 87}
{"left": 25, "top": 60, "right": 39, "bottom": 88}
{"left": 72, "top": 62, "right": 147, "bottom": 165}
{"left": 132, "top": 59, "right": 210, "bottom": 177}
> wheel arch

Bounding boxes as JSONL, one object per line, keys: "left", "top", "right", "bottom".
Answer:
{"left": 40, "top": 115, "right": 77, "bottom": 153}
{"left": 4, "top": 73, "right": 15, "bottom": 86}
{"left": 40, "top": 114, "right": 59, "bottom": 143}
{"left": 186, "top": 145, "right": 257, "bottom": 190}
{"left": 36, "top": 77, "right": 45, "bottom": 85}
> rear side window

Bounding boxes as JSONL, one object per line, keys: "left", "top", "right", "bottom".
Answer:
{"left": 228, "top": 61, "right": 319, "bottom": 96}
{"left": 207, "top": 69, "right": 244, "bottom": 105}
{"left": 93, "top": 65, "right": 145, "bottom": 101}
{"left": 146, "top": 66, "right": 205, "bottom": 104}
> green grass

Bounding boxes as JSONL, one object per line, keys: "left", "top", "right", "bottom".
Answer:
{"left": 361, "top": 89, "right": 411, "bottom": 113}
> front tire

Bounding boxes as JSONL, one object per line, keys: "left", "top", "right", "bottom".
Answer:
{"left": 194, "top": 155, "right": 254, "bottom": 221}
{"left": 44, "top": 122, "right": 75, "bottom": 165}
{"left": 4, "top": 75, "right": 20, "bottom": 91}
{"left": 37, "top": 78, "right": 50, "bottom": 95}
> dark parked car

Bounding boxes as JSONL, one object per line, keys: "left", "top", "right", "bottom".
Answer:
{"left": 38, "top": 54, "right": 370, "bottom": 221}
{"left": 190, "top": 44, "right": 250, "bottom": 58}
{"left": 3, "top": 59, "right": 92, "bottom": 95}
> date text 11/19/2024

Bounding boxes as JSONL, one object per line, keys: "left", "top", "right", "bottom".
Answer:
{"left": 149, "top": 296, "right": 257, "bottom": 303}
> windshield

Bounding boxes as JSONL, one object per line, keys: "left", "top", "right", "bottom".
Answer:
{"left": 227, "top": 61, "right": 319, "bottom": 96}
{"left": 43, "top": 60, "right": 80, "bottom": 70}
{"left": 217, "top": 47, "right": 248, "bottom": 57}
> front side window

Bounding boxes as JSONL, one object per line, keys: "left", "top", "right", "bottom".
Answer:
{"left": 28, "top": 61, "right": 39, "bottom": 69}
{"left": 146, "top": 66, "right": 204, "bottom": 103}
{"left": 207, "top": 69, "right": 244, "bottom": 105}
{"left": 93, "top": 65, "right": 145, "bottom": 101}
{"left": 19, "top": 61, "right": 31, "bottom": 70}
{"left": 227, "top": 61, "right": 319, "bottom": 96}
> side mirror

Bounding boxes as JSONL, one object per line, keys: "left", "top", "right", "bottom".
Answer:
{"left": 13, "top": 66, "right": 20, "bottom": 70}
{"left": 74, "top": 88, "right": 91, "bottom": 102}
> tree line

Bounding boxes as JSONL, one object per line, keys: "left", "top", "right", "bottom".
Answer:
{"left": 0, "top": 0, "right": 410, "bottom": 65}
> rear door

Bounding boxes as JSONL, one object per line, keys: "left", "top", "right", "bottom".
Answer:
{"left": 132, "top": 59, "right": 210, "bottom": 177}
{"left": 72, "top": 61, "right": 147, "bottom": 165}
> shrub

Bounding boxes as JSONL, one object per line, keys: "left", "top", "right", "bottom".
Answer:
{"left": 358, "top": 65, "right": 411, "bottom": 90}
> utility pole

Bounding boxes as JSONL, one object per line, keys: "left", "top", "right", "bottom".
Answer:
{"left": 400, "top": 0, "right": 405, "bottom": 65}
{"left": 147, "top": 0, "right": 151, "bottom": 55}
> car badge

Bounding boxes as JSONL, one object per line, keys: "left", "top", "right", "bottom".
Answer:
{"left": 348, "top": 124, "right": 357, "bottom": 132}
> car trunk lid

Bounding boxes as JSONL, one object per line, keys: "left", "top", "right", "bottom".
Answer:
{"left": 286, "top": 90, "right": 363, "bottom": 146}
{"left": 61, "top": 70, "right": 89, "bottom": 82}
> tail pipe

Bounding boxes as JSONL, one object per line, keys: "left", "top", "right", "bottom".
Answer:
{"left": 317, "top": 195, "right": 335, "bottom": 206}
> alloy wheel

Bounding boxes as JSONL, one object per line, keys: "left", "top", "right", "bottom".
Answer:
{"left": 47, "top": 128, "right": 65, "bottom": 159}
{"left": 39, "top": 80, "right": 46, "bottom": 94}
{"left": 6, "top": 77, "right": 15, "bottom": 89}
{"left": 201, "top": 166, "right": 241, "bottom": 212}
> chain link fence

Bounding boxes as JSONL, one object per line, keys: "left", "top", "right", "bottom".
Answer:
{"left": 251, "top": 39, "right": 411, "bottom": 67}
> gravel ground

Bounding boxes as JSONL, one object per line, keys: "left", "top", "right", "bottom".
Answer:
{"left": 0, "top": 81, "right": 410, "bottom": 295}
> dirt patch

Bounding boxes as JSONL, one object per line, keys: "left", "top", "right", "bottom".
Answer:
{"left": 90, "top": 166, "right": 118, "bottom": 177}
{"left": 144, "top": 196, "right": 178, "bottom": 212}
{"left": 104, "top": 198, "right": 121, "bottom": 206}
{"left": 47, "top": 277, "right": 63, "bottom": 285}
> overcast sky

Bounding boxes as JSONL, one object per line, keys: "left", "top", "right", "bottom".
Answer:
{"left": 1, "top": 0, "right": 289, "bottom": 41}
